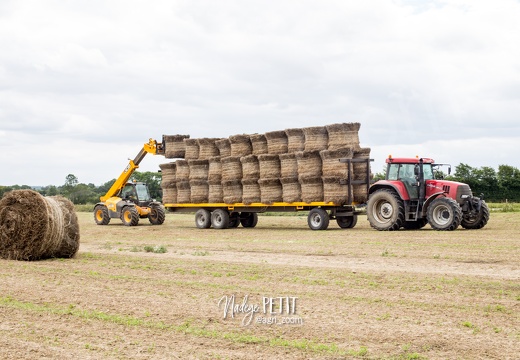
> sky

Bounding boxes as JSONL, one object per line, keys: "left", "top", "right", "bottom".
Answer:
{"left": 1, "top": 0, "right": 519, "bottom": 186}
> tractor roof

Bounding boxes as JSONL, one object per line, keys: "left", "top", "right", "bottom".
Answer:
{"left": 386, "top": 157, "right": 435, "bottom": 164}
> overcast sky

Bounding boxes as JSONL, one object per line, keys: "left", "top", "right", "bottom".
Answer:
{"left": 1, "top": 0, "right": 519, "bottom": 186}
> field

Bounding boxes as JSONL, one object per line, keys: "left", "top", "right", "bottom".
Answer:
{"left": 1, "top": 211, "right": 519, "bottom": 359}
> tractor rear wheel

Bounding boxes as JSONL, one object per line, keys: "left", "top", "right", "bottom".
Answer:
{"left": 211, "top": 209, "right": 230, "bottom": 229}
{"left": 148, "top": 205, "right": 165, "bottom": 225}
{"left": 337, "top": 215, "right": 357, "bottom": 229}
{"left": 94, "top": 204, "right": 110, "bottom": 225}
{"left": 367, "top": 189, "right": 405, "bottom": 231}
{"left": 121, "top": 206, "right": 140, "bottom": 226}
{"left": 240, "top": 212, "right": 258, "bottom": 228}
{"left": 427, "top": 197, "right": 462, "bottom": 231}
{"left": 195, "top": 209, "right": 211, "bottom": 229}
{"left": 461, "top": 201, "right": 489, "bottom": 229}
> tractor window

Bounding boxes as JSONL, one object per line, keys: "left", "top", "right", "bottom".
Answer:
{"left": 121, "top": 184, "right": 137, "bottom": 199}
{"left": 135, "top": 183, "right": 151, "bottom": 201}
{"left": 387, "top": 164, "right": 399, "bottom": 180}
{"left": 423, "top": 164, "right": 434, "bottom": 180}
{"left": 387, "top": 164, "right": 415, "bottom": 180}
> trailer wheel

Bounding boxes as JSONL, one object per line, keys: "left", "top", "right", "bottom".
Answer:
{"left": 149, "top": 205, "right": 165, "bottom": 225}
{"left": 402, "top": 219, "right": 428, "bottom": 230}
{"left": 121, "top": 206, "right": 139, "bottom": 226}
{"left": 94, "top": 204, "right": 110, "bottom": 225}
{"left": 229, "top": 212, "right": 241, "bottom": 228}
{"left": 367, "top": 189, "right": 405, "bottom": 231}
{"left": 308, "top": 208, "right": 329, "bottom": 230}
{"left": 240, "top": 212, "right": 258, "bottom": 228}
{"left": 427, "top": 197, "right": 462, "bottom": 231}
{"left": 337, "top": 215, "right": 357, "bottom": 229}
{"left": 461, "top": 201, "right": 489, "bottom": 229}
{"left": 195, "top": 209, "right": 211, "bottom": 229}
{"left": 211, "top": 209, "right": 230, "bottom": 229}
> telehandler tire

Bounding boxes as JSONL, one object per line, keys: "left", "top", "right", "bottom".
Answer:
{"left": 367, "top": 189, "right": 405, "bottom": 231}
{"left": 121, "top": 206, "right": 140, "bottom": 226}
{"left": 427, "top": 197, "right": 462, "bottom": 231}
{"left": 94, "top": 204, "right": 110, "bottom": 225}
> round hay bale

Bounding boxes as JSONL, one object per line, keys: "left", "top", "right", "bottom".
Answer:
{"left": 258, "top": 154, "right": 281, "bottom": 179}
{"left": 162, "top": 187, "right": 177, "bottom": 204}
{"left": 208, "top": 180, "right": 224, "bottom": 203}
{"left": 190, "top": 180, "right": 209, "bottom": 203}
{"left": 184, "top": 138, "right": 199, "bottom": 160}
{"left": 323, "top": 176, "right": 350, "bottom": 205}
{"left": 250, "top": 134, "right": 268, "bottom": 155}
{"left": 295, "top": 150, "right": 322, "bottom": 178}
{"left": 258, "top": 178, "right": 283, "bottom": 204}
{"left": 0, "top": 190, "right": 80, "bottom": 261}
{"left": 281, "top": 177, "right": 301, "bottom": 203}
{"left": 221, "top": 156, "right": 242, "bottom": 182}
{"left": 299, "top": 176, "right": 323, "bottom": 203}
{"left": 240, "top": 155, "right": 260, "bottom": 180}
{"left": 188, "top": 159, "right": 209, "bottom": 181}
{"left": 241, "top": 178, "right": 261, "bottom": 205}
{"left": 285, "top": 128, "right": 305, "bottom": 152}
{"left": 208, "top": 156, "right": 222, "bottom": 182}
{"left": 326, "top": 122, "right": 361, "bottom": 150}
{"left": 215, "top": 138, "right": 231, "bottom": 157}
{"left": 303, "top": 126, "right": 328, "bottom": 151}
{"left": 265, "top": 130, "right": 288, "bottom": 155}
{"left": 175, "top": 160, "right": 190, "bottom": 181}
{"left": 164, "top": 134, "right": 189, "bottom": 159}
{"left": 176, "top": 181, "right": 191, "bottom": 203}
{"left": 222, "top": 179, "right": 242, "bottom": 204}
{"left": 353, "top": 147, "right": 371, "bottom": 181}
{"left": 159, "top": 162, "right": 176, "bottom": 188}
{"left": 197, "top": 138, "right": 220, "bottom": 160}
{"left": 279, "top": 153, "right": 298, "bottom": 178}
{"left": 320, "top": 148, "right": 353, "bottom": 178}
{"left": 229, "top": 134, "right": 252, "bottom": 157}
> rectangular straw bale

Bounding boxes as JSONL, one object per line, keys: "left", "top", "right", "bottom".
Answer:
{"left": 229, "top": 134, "right": 252, "bottom": 157}
{"left": 208, "top": 156, "right": 222, "bottom": 182}
{"left": 303, "top": 126, "right": 328, "bottom": 151}
{"left": 279, "top": 153, "right": 298, "bottom": 178}
{"left": 265, "top": 130, "right": 288, "bottom": 155}
{"left": 175, "top": 160, "right": 189, "bottom": 181}
{"left": 176, "top": 181, "right": 191, "bottom": 203}
{"left": 222, "top": 179, "right": 242, "bottom": 204}
{"left": 281, "top": 177, "right": 301, "bottom": 203}
{"left": 240, "top": 155, "right": 260, "bottom": 180}
{"left": 295, "top": 150, "right": 322, "bottom": 178}
{"left": 299, "top": 176, "right": 323, "bottom": 203}
{"left": 198, "top": 138, "right": 220, "bottom": 160}
{"left": 258, "top": 178, "right": 283, "bottom": 204}
{"left": 208, "top": 180, "right": 223, "bottom": 203}
{"left": 323, "top": 176, "right": 351, "bottom": 205}
{"left": 161, "top": 187, "right": 177, "bottom": 204}
{"left": 221, "top": 156, "right": 242, "bottom": 182}
{"left": 320, "top": 148, "right": 353, "bottom": 178}
{"left": 159, "top": 162, "right": 176, "bottom": 188}
{"left": 241, "top": 178, "right": 261, "bottom": 205}
{"left": 326, "top": 122, "right": 361, "bottom": 150}
{"left": 163, "top": 134, "right": 189, "bottom": 159}
{"left": 184, "top": 138, "right": 199, "bottom": 160}
{"left": 286, "top": 128, "right": 305, "bottom": 152}
{"left": 188, "top": 159, "right": 209, "bottom": 181}
{"left": 250, "top": 134, "right": 268, "bottom": 155}
{"left": 215, "top": 138, "right": 231, "bottom": 157}
{"left": 258, "top": 154, "right": 281, "bottom": 179}
{"left": 190, "top": 179, "right": 209, "bottom": 203}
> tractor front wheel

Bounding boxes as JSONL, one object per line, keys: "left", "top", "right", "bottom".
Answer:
{"left": 427, "top": 197, "right": 462, "bottom": 231}
{"left": 121, "top": 206, "right": 140, "bottom": 226}
{"left": 367, "top": 189, "right": 405, "bottom": 231}
{"left": 461, "top": 200, "right": 490, "bottom": 229}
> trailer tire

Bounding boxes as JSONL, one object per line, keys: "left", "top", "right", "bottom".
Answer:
{"left": 240, "top": 212, "right": 258, "bottom": 228}
{"left": 121, "top": 206, "right": 139, "bottom": 226}
{"left": 211, "top": 209, "right": 230, "bottom": 229}
{"left": 461, "top": 201, "right": 489, "bottom": 229}
{"left": 308, "top": 208, "right": 329, "bottom": 230}
{"left": 427, "top": 197, "right": 462, "bottom": 231}
{"left": 337, "top": 215, "right": 357, "bottom": 229}
{"left": 229, "top": 212, "right": 241, "bottom": 228}
{"left": 94, "top": 204, "right": 110, "bottom": 225}
{"left": 149, "top": 205, "right": 165, "bottom": 225}
{"left": 195, "top": 209, "right": 211, "bottom": 229}
{"left": 367, "top": 189, "right": 405, "bottom": 231}
{"left": 402, "top": 219, "right": 428, "bottom": 230}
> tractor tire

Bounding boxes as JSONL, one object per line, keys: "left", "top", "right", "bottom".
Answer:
{"left": 211, "top": 209, "right": 230, "bottom": 229}
{"left": 148, "top": 205, "right": 165, "bottom": 225}
{"left": 336, "top": 215, "right": 358, "bottom": 229}
{"left": 229, "top": 212, "right": 241, "bottom": 228}
{"left": 240, "top": 212, "right": 258, "bottom": 228}
{"left": 94, "top": 204, "right": 110, "bottom": 225}
{"left": 121, "top": 206, "right": 140, "bottom": 226}
{"left": 195, "top": 209, "right": 211, "bottom": 229}
{"left": 367, "top": 189, "right": 405, "bottom": 231}
{"left": 308, "top": 208, "right": 330, "bottom": 230}
{"left": 427, "top": 197, "right": 462, "bottom": 231}
{"left": 402, "top": 219, "right": 428, "bottom": 230}
{"left": 461, "top": 201, "right": 490, "bottom": 229}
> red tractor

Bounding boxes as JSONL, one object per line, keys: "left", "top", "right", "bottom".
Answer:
{"left": 367, "top": 157, "right": 489, "bottom": 231}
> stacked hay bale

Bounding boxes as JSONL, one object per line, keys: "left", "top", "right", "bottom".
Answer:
{"left": 159, "top": 122, "right": 369, "bottom": 204}
{"left": 0, "top": 190, "right": 80, "bottom": 260}
{"left": 159, "top": 162, "right": 177, "bottom": 204}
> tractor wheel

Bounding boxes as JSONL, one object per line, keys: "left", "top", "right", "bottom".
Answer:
{"left": 337, "top": 215, "right": 358, "bottom": 229}
{"left": 367, "top": 189, "right": 405, "bottom": 231}
{"left": 240, "top": 212, "right": 258, "bottom": 228}
{"left": 229, "top": 212, "right": 241, "bottom": 228}
{"left": 402, "top": 219, "right": 428, "bottom": 230}
{"left": 195, "top": 209, "right": 211, "bottom": 229}
{"left": 121, "top": 206, "right": 140, "bottom": 226}
{"left": 461, "top": 201, "right": 490, "bottom": 229}
{"left": 94, "top": 204, "right": 110, "bottom": 225}
{"left": 148, "top": 205, "right": 165, "bottom": 225}
{"left": 308, "top": 208, "right": 329, "bottom": 230}
{"left": 211, "top": 209, "right": 230, "bottom": 229}
{"left": 427, "top": 197, "right": 462, "bottom": 231}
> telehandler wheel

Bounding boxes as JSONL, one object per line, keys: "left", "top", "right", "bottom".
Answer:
{"left": 240, "top": 212, "right": 258, "bottom": 228}
{"left": 229, "top": 212, "right": 241, "bottom": 228}
{"left": 427, "top": 197, "right": 462, "bottom": 231}
{"left": 195, "top": 209, "right": 211, "bottom": 229}
{"left": 211, "top": 209, "right": 230, "bottom": 229}
{"left": 148, "top": 205, "right": 165, "bottom": 225}
{"left": 367, "top": 189, "right": 405, "bottom": 231}
{"left": 461, "top": 201, "right": 490, "bottom": 229}
{"left": 94, "top": 204, "right": 110, "bottom": 225}
{"left": 121, "top": 206, "right": 140, "bottom": 226}
{"left": 308, "top": 208, "right": 330, "bottom": 230}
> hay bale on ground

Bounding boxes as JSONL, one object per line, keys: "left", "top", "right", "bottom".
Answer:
{"left": 326, "top": 122, "right": 361, "bottom": 150}
{"left": 296, "top": 150, "right": 322, "bottom": 178}
{"left": 198, "top": 138, "right": 220, "bottom": 160}
{"left": 190, "top": 180, "right": 209, "bottom": 203}
{"left": 258, "top": 154, "right": 281, "bottom": 179}
{"left": 208, "top": 156, "right": 222, "bottom": 182}
{"left": 184, "top": 138, "right": 200, "bottom": 160}
{"left": 265, "top": 130, "right": 288, "bottom": 155}
{"left": 250, "top": 134, "right": 268, "bottom": 155}
{"left": 240, "top": 155, "right": 260, "bottom": 180}
{"left": 176, "top": 181, "right": 191, "bottom": 203}
{"left": 279, "top": 153, "right": 298, "bottom": 178}
{"left": 281, "top": 177, "right": 301, "bottom": 203}
{"left": 221, "top": 156, "right": 242, "bottom": 182}
{"left": 303, "top": 126, "right": 328, "bottom": 151}
{"left": 0, "top": 190, "right": 80, "bottom": 261}
{"left": 175, "top": 160, "right": 190, "bottom": 181}
{"left": 215, "top": 138, "right": 231, "bottom": 157}
{"left": 163, "top": 134, "right": 189, "bottom": 159}
{"left": 323, "top": 176, "right": 350, "bottom": 205}
{"left": 299, "top": 176, "right": 323, "bottom": 203}
{"left": 242, "top": 178, "right": 261, "bottom": 205}
{"left": 229, "top": 134, "right": 252, "bottom": 157}
{"left": 188, "top": 159, "right": 209, "bottom": 181}
{"left": 320, "top": 148, "right": 353, "bottom": 178}
{"left": 162, "top": 187, "right": 177, "bottom": 204}
{"left": 159, "top": 162, "right": 176, "bottom": 188}
{"left": 258, "top": 178, "right": 283, "bottom": 204}
{"left": 208, "top": 180, "right": 223, "bottom": 203}
{"left": 222, "top": 179, "right": 242, "bottom": 204}
{"left": 285, "top": 128, "right": 305, "bottom": 152}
